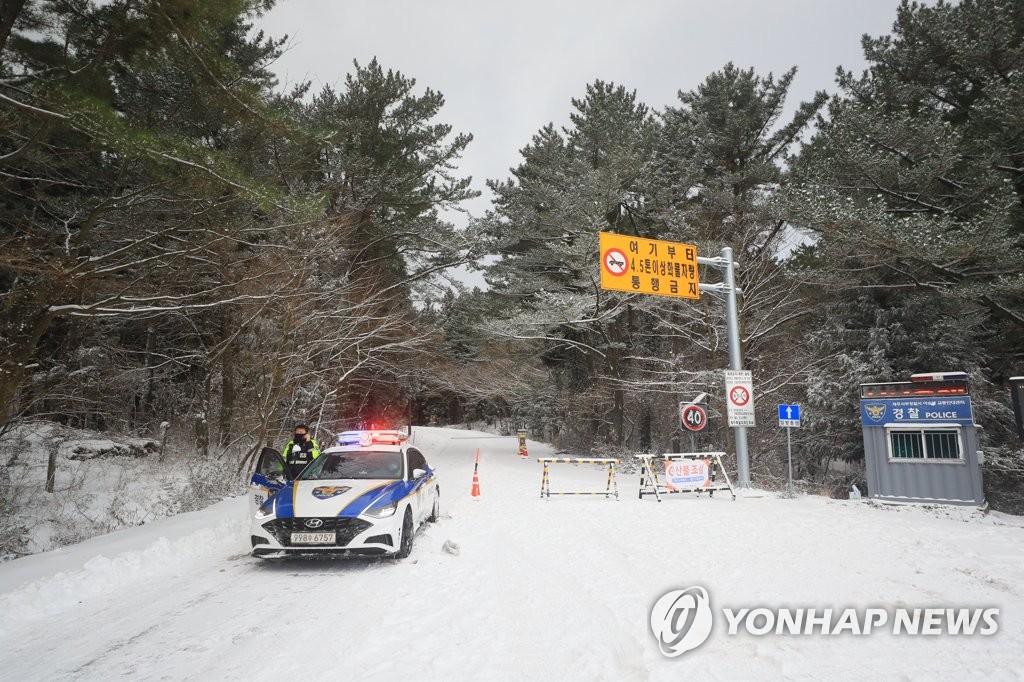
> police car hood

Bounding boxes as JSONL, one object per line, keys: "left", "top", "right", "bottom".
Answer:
{"left": 289, "top": 479, "right": 400, "bottom": 518}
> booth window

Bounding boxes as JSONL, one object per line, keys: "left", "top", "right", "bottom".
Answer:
{"left": 888, "top": 429, "right": 962, "bottom": 460}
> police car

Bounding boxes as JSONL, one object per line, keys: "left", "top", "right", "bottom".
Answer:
{"left": 248, "top": 430, "right": 440, "bottom": 559}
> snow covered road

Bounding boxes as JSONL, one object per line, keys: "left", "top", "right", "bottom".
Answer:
{"left": 2, "top": 427, "right": 1023, "bottom": 680}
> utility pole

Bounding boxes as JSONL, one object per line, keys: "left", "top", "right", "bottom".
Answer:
{"left": 697, "top": 247, "right": 751, "bottom": 488}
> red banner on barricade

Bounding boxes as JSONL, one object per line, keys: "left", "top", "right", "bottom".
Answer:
{"left": 638, "top": 452, "right": 735, "bottom": 501}
{"left": 664, "top": 458, "right": 711, "bottom": 491}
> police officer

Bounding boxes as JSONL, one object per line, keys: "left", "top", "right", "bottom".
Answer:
{"left": 281, "top": 423, "right": 320, "bottom": 478}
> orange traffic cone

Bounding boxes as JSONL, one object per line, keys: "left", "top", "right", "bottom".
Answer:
{"left": 471, "top": 448, "right": 481, "bottom": 499}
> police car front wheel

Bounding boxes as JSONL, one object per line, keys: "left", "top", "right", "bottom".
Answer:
{"left": 427, "top": 488, "right": 440, "bottom": 523}
{"left": 397, "top": 508, "right": 414, "bottom": 559}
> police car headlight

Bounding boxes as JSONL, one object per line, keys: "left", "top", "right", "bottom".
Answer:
{"left": 255, "top": 499, "right": 275, "bottom": 519}
{"left": 364, "top": 501, "right": 397, "bottom": 518}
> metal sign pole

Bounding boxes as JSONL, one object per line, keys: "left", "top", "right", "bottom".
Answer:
{"left": 724, "top": 246, "right": 749, "bottom": 485}
{"left": 696, "top": 246, "right": 753, "bottom": 485}
{"left": 697, "top": 248, "right": 751, "bottom": 488}
{"left": 786, "top": 426, "right": 793, "bottom": 498}
{"left": 722, "top": 247, "right": 750, "bottom": 488}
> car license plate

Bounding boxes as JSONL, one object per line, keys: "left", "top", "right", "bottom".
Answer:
{"left": 290, "top": 532, "right": 336, "bottom": 545}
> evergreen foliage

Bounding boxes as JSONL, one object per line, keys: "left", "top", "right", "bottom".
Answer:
{"left": 2, "top": 0, "right": 1021, "bottom": 509}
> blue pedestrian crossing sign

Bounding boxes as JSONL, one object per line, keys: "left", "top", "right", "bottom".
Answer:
{"left": 778, "top": 404, "right": 801, "bottom": 428}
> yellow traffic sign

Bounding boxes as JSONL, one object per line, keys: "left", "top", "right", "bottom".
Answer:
{"left": 599, "top": 231, "right": 699, "bottom": 300}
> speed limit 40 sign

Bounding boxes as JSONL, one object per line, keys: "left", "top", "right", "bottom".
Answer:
{"left": 680, "top": 403, "right": 707, "bottom": 432}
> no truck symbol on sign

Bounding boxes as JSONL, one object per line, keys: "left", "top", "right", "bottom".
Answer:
{"left": 604, "top": 248, "right": 628, "bottom": 277}
{"left": 729, "top": 386, "right": 750, "bottom": 407}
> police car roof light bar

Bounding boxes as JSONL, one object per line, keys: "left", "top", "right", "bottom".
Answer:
{"left": 910, "top": 371, "right": 969, "bottom": 383}
{"left": 336, "top": 430, "right": 407, "bottom": 446}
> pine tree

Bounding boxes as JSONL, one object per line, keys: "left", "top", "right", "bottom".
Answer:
{"left": 790, "top": 0, "right": 1024, "bottom": 498}
{"left": 481, "top": 81, "right": 657, "bottom": 446}
{"left": 0, "top": 0, "right": 289, "bottom": 428}
{"left": 265, "top": 59, "right": 479, "bottom": 436}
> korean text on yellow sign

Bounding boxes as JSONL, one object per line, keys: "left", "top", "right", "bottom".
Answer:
{"left": 599, "top": 231, "right": 699, "bottom": 300}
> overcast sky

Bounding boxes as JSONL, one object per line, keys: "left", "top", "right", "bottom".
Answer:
{"left": 260, "top": 0, "right": 904, "bottom": 223}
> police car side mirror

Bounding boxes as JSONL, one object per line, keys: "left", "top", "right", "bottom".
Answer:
{"left": 412, "top": 468, "right": 427, "bottom": 480}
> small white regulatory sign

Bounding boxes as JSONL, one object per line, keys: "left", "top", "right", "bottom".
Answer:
{"left": 724, "top": 370, "right": 755, "bottom": 427}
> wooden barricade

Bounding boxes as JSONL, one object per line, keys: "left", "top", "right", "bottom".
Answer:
{"left": 538, "top": 457, "right": 619, "bottom": 500}
{"left": 638, "top": 452, "right": 736, "bottom": 501}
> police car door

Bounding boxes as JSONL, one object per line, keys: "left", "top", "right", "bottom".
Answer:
{"left": 407, "top": 447, "right": 430, "bottom": 524}
{"left": 249, "top": 447, "right": 289, "bottom": 516}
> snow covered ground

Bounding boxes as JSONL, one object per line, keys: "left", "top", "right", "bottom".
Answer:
{"left": 1, "top": 426, "right": 1023, "bottom": 680}
{"left": 0, "top": 422, "right": 242, "bottom": 559}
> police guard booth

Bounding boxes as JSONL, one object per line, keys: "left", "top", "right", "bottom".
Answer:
{"left": 859, "top": 371, "right": 984, "bottom": 506}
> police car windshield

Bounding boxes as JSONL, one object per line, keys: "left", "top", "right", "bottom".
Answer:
{"left": 298, "top": 451, "right": 403, "bottom": 480}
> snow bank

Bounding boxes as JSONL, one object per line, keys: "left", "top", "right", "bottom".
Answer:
{"left": 0, "top": 497, "right": 248, "bottom": 635}
{"left": 0, "top": 421, "right": 245, "bottom": 559}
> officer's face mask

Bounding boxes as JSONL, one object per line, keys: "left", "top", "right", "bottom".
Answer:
{"left": 294, "top": 432, "right": 306, "bottom": 442}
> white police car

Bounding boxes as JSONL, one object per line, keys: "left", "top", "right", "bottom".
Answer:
{"left": 248, "top": 431, "right": 440, "bottom": 559}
